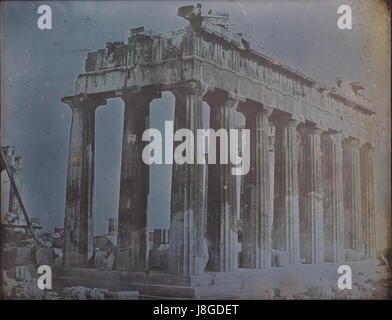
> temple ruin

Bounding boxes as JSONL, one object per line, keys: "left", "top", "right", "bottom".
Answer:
{"left": 58, "top": 4, "right": 380, "bottom": 298}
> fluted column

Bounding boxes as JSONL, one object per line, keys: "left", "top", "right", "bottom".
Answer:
{"left": 206, "top": 97, "right": 239, "bottom": 272}
{"left": 62, "top": 95, "right": 105, "bottom": 267}
{"left": 343, "top": 138, "right": 363, "bottom": 253}
{"left": 299, "top": 125, "right": 324, "bottom": 264}
{"left": 360, "top": 144, "right": 376, "bottom": 259}
{"left": 271, "top": 116, "right": 300, "bottom": 266}
{"left": 169, "top": 82, "right": 208, "bottom": 275}
{"left": 321, "top": 133, "right": 345, "bottom": 262}
{"left": 241, "top": 105, "right": 272, "bottom": 269}
{"left": 116, "top": 90, "right": 158, "bottom": 271}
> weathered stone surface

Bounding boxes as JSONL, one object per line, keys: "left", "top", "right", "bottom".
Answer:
{"left": 57, "top": 4, "right": 379, "bottom": 292}
{"left": 95, "top": 250, "right": 115, "bottom": 271}
{"left": 345, "top": 248, "right": 364, "bottom": 261}
{"left": 74, "top": 4, "right": 375, "bottom": 145}
{"left": 63, "top": 286, "right": 110, "bottom": 300}
{"left": 306, "top": 285, "right": 333, "bottom": 299}
{"left": 149, "top": 244, "right": 169, "bottom": 271}
{"left": 1, "top": 247, "right": 35, "bottom": 268}
{"left": 271, "top": 249, "right": 289, "bottom": 267}
{"left": 62, "top": 95, "right": 106, "bottom": 267}
{"left": 299, "top": 125, "right": 324, "bottom": 264}
{"left": 278, "top": 272, "right": 306, "bottom": 299}
{"left": 241, "top": 105, "right": 273, "bottom": 269}
{"left": 116, "top": 90, "right": 157, "bottom": 272}
{"left": 360, "top": 144, "right": 376, "bottom": 259}
{"left": 168, "top": 83, "right": 208, "bottom": 275}
{"left": 343, "top": 138, "right": 363, "bottom": 253}
{"left": 111, "top": 291, "right": 139, "bottom": 300}
{"left": 14, "top": 265, "right": 32, "bottom": 282}
{"left": 34, "top": 247, "right": 54, "bottom": 266}
{"left": 271, "top": 116, "right": 300, "bottom": 266}
{"left": 206, "top": 96, "right": 239, "bottom": 272}
{"left": 321, "top": 133, "right": 345, "bottom": 262}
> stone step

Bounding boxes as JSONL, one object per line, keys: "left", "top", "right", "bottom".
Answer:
{"left": 373, "top": 272, "right": 391, "bottom": 282}
{"left": 375, "top": 265, "right": 390, "bottom": 273}
{"left": 139, "top": 294, "right": 193, "bottom": 300}
{"left": 53, "top": 276, "right": 196, "bottom": 298}
{"left": 53, "top": 267, "right": 211, "bottom": 287}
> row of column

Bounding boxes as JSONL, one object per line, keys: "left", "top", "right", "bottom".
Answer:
{"left": 62, "top": 83, "right": 376, "bottom": 274}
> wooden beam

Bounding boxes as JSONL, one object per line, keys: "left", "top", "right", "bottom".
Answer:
{"left": 0, "top": 147, "right": 40, "bottom": 243}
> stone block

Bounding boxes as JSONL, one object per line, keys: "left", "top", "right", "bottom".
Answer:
{"left": 15, "top": 265, "right": 32, "bottom": 282}
{"left": 35, "top": 247, "right": 54, "bottom": 266}
{"left": 149, "top": 244, "right": 169, "bottom": 271}
{"left": 95, "top": 250, "right": 115, "bottom": 271}
{"left": 278, "top": 272, "right": 305, "bottom": 299}
{"left": 345, "top": 249, "right": 364, "bottom": 261}
{"left": 306, "top": 285, "right": 333, "bottom": 299}
{"left": 272, "top": 250, "right": 289, "bottom": 267}
{"left": 115, "top": 248, "right": 130, "bottom": 271}
{"left": 111, "top": 291, "right": 139, "bottom": 300}
{"left": 1, "top": 247, "right": 35, "bottom": 268}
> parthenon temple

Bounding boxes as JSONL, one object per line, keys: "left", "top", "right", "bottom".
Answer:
{"left": 58, "top": 4, "right": 378, "bottom": 298}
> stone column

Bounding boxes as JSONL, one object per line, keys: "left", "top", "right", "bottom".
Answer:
{"left": 169, "top": 82, "right": 208, "bottom": 275}
{"left": 299, "top": 125, "right": 324, "bottom": 264}
{"left": 206, "top": 97, "right": 239, "bottom": 272}
{"left": 271, "top": 115, "right": 300, "bottom": 266}
{"left": 343, "top": 138, "right": 363, "bottom": 253}
{"left": 241, "top": 105, "right": 273, "bottom": 269}
{"left": 360, "top": 144, "right": 376, "bottom": 259}
{"left": 116, "top": 90, "right": 158, "bottom": 271}
{"left": 62, "top": 95, "right": 105, "bottom": 267}
{"left": 321, "top": 133, "right": 345, "bottom": 262}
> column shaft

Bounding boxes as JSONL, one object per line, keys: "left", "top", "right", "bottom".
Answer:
{"left": 360, "top": 144, "right": 376, "bottom": 259}
{"left": 343, "top": 138, "right": 363, "bottom": 252}
{"left": 322, "top": 133, "right": 344, "bottom": 262}
{"left": 116, "top": 92, "right": 152, "bottom": 271}
{"left": 63, "top": 95, "right": 103, "bottom": 267}
{"left": 300, "top": 126, "right": 324, "bottom": 264}
{"left": 207, "top": 98, "right": 238, "bottom": 272}
{"left": 241, "top": 107, "right": 272, "bottom": 269}
{"left": 272, "top": 117, "right": 300, "bottom": 265}
{"left": 321, "top": 133, "right": 344, "bottom": 262}
{"left": 169, "top": 83, "right": 207, "bottom": 275}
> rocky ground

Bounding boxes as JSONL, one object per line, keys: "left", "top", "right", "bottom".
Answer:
{"left": 1, "top": 224, "right": 391, "bottom": 300}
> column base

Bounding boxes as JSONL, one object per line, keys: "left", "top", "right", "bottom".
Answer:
{"left": 53, "top": 260, "right": 385, "bottom": 299}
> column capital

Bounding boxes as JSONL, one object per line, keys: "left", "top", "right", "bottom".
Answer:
{"left": 120, "top": 87, "right": 161, "bottom": 103}
{"left": 344, "top": 137, "right": 361, "bottom": 147}
{"left": 61, "top": 94, "right": 106, "bottom": 111}
{"left": 287, "top": 118, "right": 301, "bottom": 128}
{"left": 204, "top": 89, "right": 243, "bottom": 110}
{"left": 362, "top": 142, "right": 376, "bottom": 153}
{"left": 256, "top": 107, "right": 273, "bottom": 129}
{"left": 227, "top": 91, "right": 246, "bottom": 103}
{"left": 170, "top": 81, "right": 207, "bottom": 98}
{"left": 237, "top": 100, "right": 261, "bottom": 117}
{"left": 327, "top": 132, "right": 344, "bottom": 145}
{"left": 308, "top": 125, "right": 323, "bottom": 135}
{"left": 260, "top": 106, "right": 273, "bottom": 118}
{"left": 298, "top": 122, "right": 324, "bottom": 134}
{"left": 221, "top": 97, "right": 240, "bottom": 110}
{"left": 272, "top": 111, "right": 301, "bottom": 266}
{"left": 269, "top": 113, "right": 301, "bottom": 129}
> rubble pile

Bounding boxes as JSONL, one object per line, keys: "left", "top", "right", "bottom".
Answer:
{"left": 62, "top": 286, "right": 138, "bottom": 300}
{"left": 0, "top": 219, "right": 138, "bottom": 299}
{"left": 0, "top": 216, "right": 63, "bottom": 299}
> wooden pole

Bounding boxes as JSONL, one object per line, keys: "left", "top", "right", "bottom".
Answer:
{"left": 0, "top": 147, "right": 40, "bottom": 243}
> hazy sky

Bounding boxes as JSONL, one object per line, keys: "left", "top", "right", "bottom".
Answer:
{"left": 1, "top": 1, "right": 390, "bottom": 246}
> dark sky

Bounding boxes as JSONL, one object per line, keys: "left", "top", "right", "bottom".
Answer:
{"left": 1, "top": 1, "right": 390, "bottom": 246}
